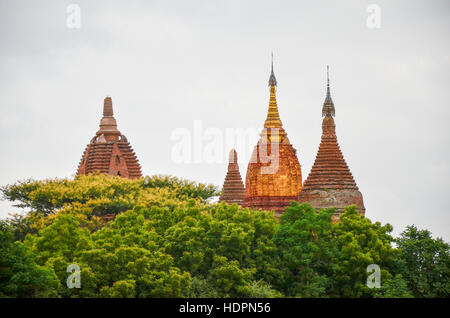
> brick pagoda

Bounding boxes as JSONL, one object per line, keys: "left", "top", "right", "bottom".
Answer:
{"left": 298, "top": 67, "right": 364, "bottom": 219}
{"left": 242, "top": 59, "right": 302, "bottom": 216}
{"left": 77, "top": 97, "right": 142, "bottom": 179}
{"left": 219, "top": 149, "right": 246, "bottom": 205}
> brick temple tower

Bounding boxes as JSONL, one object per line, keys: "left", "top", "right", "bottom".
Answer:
{"left": 298, "top": 67, "right": 364, "bottom": 219}
{"left": 242, "top": 58, "right": 302, "bottom": 216}
{"left": 219, "top": 149, "right": 246, "bottom": 205}
{"left": 77, "top": 97, "right": 142, "bottom": 178}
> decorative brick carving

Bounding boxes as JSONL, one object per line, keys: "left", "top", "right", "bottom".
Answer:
{"left": 77, "top": 97, "right": 142, "bottom": 179}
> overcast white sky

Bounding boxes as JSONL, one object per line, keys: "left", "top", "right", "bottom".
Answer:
{"left": 0, "top": 0, "right": 449, "bottom": 241}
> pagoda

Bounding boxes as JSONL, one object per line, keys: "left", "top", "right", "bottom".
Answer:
{"left": 298, "top": 67, "right": 364, "bottom": 219}
{"left": 77, "top": 97, "right": 142, "bottom": 179}
{"left": 242, "top": 58, "right": 302, "bottom": 216}
{"left": 219, "top": 149, "right": 246, "bottom": 205}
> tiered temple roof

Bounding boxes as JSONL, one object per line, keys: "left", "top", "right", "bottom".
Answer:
{"left": 219, "top": 149, "right": 246, "bottom": 205}
{"left": 77, "top": 97, "right": 142, "bottom": 179}
{"left": 243, "top": 59, "right": 302, "bottom": 216}
{"left": 298, "top": 67, "right": 364, "bottom": 219}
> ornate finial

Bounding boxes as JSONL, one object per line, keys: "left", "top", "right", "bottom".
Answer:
{"left": 98, "top": 96, "right": 118, "bottom": 133}
{"left": 103, "top": 96, "right": 114, "bottom": 116}
{"left": 229, "top": 149, "right": 238, "bottom": 164}
{"left": 327, "top": 65, "right": 330, "bottom": 87}
{"left": 263, "top": 54, "right": 286, "bottom": 141}
{"left": 322, "top": 65, "right": 335, "bottom": 117}
{"left": 268, "top": 52, "right": 277, "bottom": 87}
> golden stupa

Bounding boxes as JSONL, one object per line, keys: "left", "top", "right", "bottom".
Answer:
{"left": 242, "top": 58, "right": 302, "bottom": 216}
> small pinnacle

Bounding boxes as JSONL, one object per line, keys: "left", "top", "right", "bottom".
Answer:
{"left": 103, "top": 96, "right": 114, "bottom": 117}
{"left": 229, "top": 149, "right": 238, "bottom": 164}
{"left": 268, "top": 53, "right": 277, "bottom": 87}
{"left": 322, "top": 66, "right": 335, "bottom": 117}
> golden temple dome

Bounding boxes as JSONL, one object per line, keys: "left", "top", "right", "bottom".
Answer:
{"left": 242, "top": 58, "right": 302, "bottom": 215}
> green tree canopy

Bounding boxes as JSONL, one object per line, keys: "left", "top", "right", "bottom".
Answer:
{"left": 328, "top": 206, "right": 399, "bottom": 297}
{"left": 0, "top": 221, "right": 58, "bottom": 297}
{"left": 274, "top": 202, "right": 335, "bottom": 297}
{"left": 395, "top": 225, "right": 449, "bottom": 297}
{"left": 0, "top": 174, "right": 447, "bottom": 298}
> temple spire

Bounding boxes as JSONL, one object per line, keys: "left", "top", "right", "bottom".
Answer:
{"left": 98, "top": 96, "right": 118, "bottom": 133}
{"left": 264, "top": 54, "right": 284, "bottom": 134}
{"left": 103, "top": 96, "right": 114, "bottom": 116}
{"left": 268, "top": 52, "right": 277, "bottom": 87}
{"left": 77, "top": 96, "right": 142, "bottom": 179}
{"left": 262, "top": 57, "right": 287, "bottom": 142}
{"left": 322, "top": 65, "right": 335, "bottom": 117}
{"left": 243, "top": 57, "right": 302, "bottom": 215}
{"left": 219, "top": 149, "right": 246, "bottom": 205}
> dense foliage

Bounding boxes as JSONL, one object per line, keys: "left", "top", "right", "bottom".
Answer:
{"left": 0, "top": 175, "right": 448, "bottom": 298}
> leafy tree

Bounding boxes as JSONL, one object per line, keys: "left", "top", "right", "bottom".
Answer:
{"left": 161, "top": 203, "right": 279, "bottom": 279}
{"left": 24, "top": 214, "right": 91, "bottom": 265}
{"left": 0, "top": 175, "right": 218, "bottom": 233}
{"left": 1, "top": 174, "right": 218, "bottom": 216}
{"left": 0, "top": 221, "right": 58, "bottom": 297}
{"left": 186, "top": 277, "right": 219, "bottom": 297}
{"left": 246, "top": 280, "right": 283, "bottom": 298}
{"left": 39, "top": 255, "right": 98, "bottom": 298}
{"left": 100, "top": 280, "right": 136, "bottom": 298}
{"left": 274, "top": 202, "right": 335, "bottom": 297}
{"left": 372, "top": 274, "right": 413, "bottom": 298}
{"left": 113, "top": 202, "right": 280, "bottom": 297}
{"left": 79, "top": 239, "right": 191, "bottom": 297}
{"left": 328, "top": 206, "right": 399, "bottom": 297}
{"left": 143, "top": 175, "right": 219, "bottom": 201}
{"left": 395, "top": 225, "right": 449, "bottom": 297}
{"left": 208, "top": 255, "right": 254, "bottom": 297}
{"left": 2, "top": 174, "right": 448, "bottom": 298}
{"left": 22, "top": 210, "right": 192, "bottom": 298}
{"left": 2, "top": 212, "right": 35, "bottom": 241}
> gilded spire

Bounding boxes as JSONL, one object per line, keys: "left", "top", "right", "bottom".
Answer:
{"left": 243, "top": 55, "right": 302, "bottom": 215}
{"left": 264, "top": 84, "right": 283, "bottom": 129}
{"left": 98, "top": 96, "right": 118, "bottom": 133}
{"left": 322, "top": 65, "right": 335, "bottom": 117}
{"left": 263, "top": 54, "right": 286, "bottom": 141}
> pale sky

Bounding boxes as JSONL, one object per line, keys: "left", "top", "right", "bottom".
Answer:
{"left": 0, "top": 0, "right": 449, "bottom": 241}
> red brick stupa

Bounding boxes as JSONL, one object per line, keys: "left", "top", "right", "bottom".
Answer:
{"left": 243, "top": 58, "right": 302, "bottom": 216}
{"left": 298, "top": 67, "right": 364, "bottom": 219}
{"left": 77, "top": 97, "right": 142, "bottom": 178}
{"left": 219, "top": 149, "right": 246, "bottom": 205}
